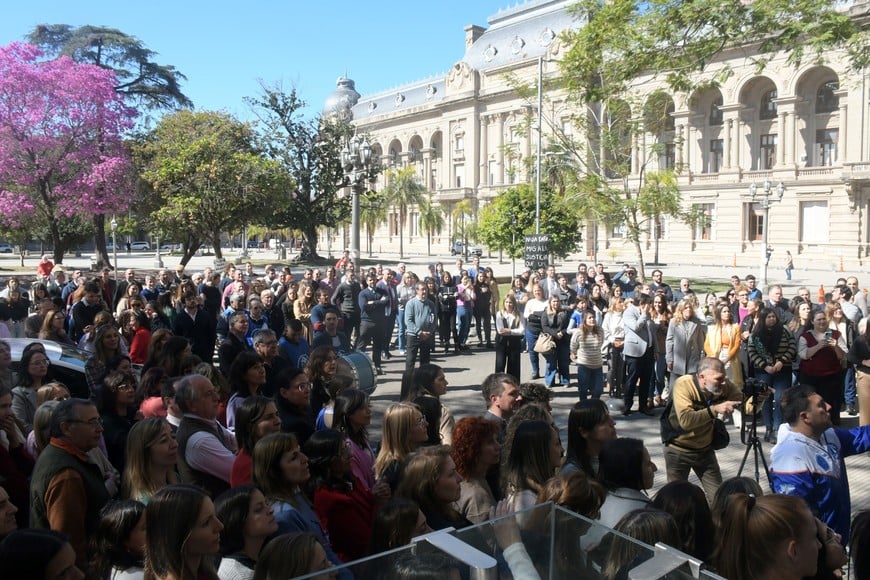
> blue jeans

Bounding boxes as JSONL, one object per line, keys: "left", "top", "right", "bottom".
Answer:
{"left": 577, "top": 365, "right": 604, "bottom": 399}
{"left": 457, "top": 306, "right": 473, "bottom": 347}
{"left": 757, "top": 368, "right": 792, "bottom": 434}
{"left": 845, "top": 366, "right": 856, "bottom": 406}
{"left": 397, "top": 309, "right": 407, "bottom": 350}
{"left": 544, "top": 341, "right": 571, "bottom": 387}
{"left": 526, "top": 328, "right": 541, "bottom": 376}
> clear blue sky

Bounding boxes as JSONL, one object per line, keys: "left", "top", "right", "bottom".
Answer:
{"left": 0, "top": 1, "right": 498, "bottom": 120}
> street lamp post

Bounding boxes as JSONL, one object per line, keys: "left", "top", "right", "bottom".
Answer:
{"left": 749, "top": 178, "right": 785, "bottom": 290}
{"left": 154, "top": 234, "right": 163, "bottom": 268}
{"left": 535, "top": 56, "right": 543, "bottom": 235}
{"left": 110, "top": 216, "right": 118, "bottom": 283}
{"left": 341, "top": 134, "right": 372, "bottom": 263}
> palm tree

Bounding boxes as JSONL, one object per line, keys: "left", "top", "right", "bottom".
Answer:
{"left": 383, "top": 167, "right": 426, "bottom": 259}
{"left": 418, "top": 195, "right": 445, "bottom": 256}
{"left": 360, "top": 191, "right": 387, "bottom": 257}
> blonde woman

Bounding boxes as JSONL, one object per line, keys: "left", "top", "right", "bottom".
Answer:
{"left": 666, "top": 298, "right": 706, "bottom": 387}
{"left": 123, "top": 418, "right": 178, "bottom": 504}
{"left": 704, "top": 304, "right": 743, "bottom": 388}
{"left": 373, "top": 402, "right": 429, "bottom": 492}
{"left": 293, "top": 283, "right": 316, "bottom": 342}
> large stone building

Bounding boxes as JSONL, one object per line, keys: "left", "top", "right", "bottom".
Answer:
{"left": 322, "top": 0, "right": 870, "bottom": 272}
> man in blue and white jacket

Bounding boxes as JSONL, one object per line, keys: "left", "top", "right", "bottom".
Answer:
{"left": 770, "top": 384, "right": 870, "bottom": 542}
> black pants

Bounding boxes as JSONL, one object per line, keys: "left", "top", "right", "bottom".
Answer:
{"left": 356, "top": 319, "right": 384, "bottom": 367}
{"left": 382, "top": 314, "right": 396, "bottom": 353}
{"left": 341, "top": 311, "right": 360, "bottom": 345}
{"left": 495, "top": 336, "right": 522, "bottom": 382}
{"left": 405, "top": 333, "right": 433, "bottom": 372}
{"left": 624, "top": 348, "right": 654, "bottom": 411}
{"left": 474, "top": 308, "right": 492, "bottom": 345}
{"left": 438, "top": 311, "right": 458, "bottom": 349}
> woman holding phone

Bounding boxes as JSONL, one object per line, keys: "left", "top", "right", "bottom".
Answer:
{"left": 798, "top": 307, "right": 847, "bottom": 425}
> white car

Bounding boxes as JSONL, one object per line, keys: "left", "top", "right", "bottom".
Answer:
{"left": 0, "top": 244, "right": 13, "bottom": 253}
{"left": 130, "top": 241, "right": 151, "bottom": 251}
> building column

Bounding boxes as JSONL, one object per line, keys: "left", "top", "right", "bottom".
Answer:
{"left": 675, "top": 124, "right": 685, "bottom": 167}
{"left": 778, "top": 110, "right": 787, "bottom": 166}
{"left": 422, "top": 148, "right": 433, "bottom": 189}
{"left": 839, "top": 101, "right": 848, "bottom": 163}
{"left": 479, "top": 116, "right": 489, "bottom": 185}
{"left": 724, "top": 118, "right": 733, "bottom": 169}
{"left": 496, "top": 113, "right": 505, "bottom": 185}
{"left": 631, "top": 130, "right": 639, "bottom": 175}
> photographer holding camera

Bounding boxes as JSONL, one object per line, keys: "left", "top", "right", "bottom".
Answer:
{"left": 663, "top": 357, "right": 763, "bottom": 502}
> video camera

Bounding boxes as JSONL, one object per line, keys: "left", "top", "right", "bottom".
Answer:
{"left": 743, "top": 377, "right": 769, "bottom": 398}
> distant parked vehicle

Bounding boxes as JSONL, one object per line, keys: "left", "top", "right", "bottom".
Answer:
{"left": 0, "top": 243, "right": 13, "bottom": 253}
{"left": 130, "top": 241, "right": 151, "bottom": 251}
{"left": 451, "top": 240, "right": 482, "bottom": 257}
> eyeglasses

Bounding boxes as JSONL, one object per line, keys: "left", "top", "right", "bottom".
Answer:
{"left": 416, "top": 415, "right": 428, "bottom": 426}
{"left": 291, "top": 381, "right": 312, "bottom": 391}
{"left": 29, "top": 358, "right": 50, "bottom": 367}
{"left": 69, "top": 417, "right": 103, "bottom": 427}
{"left": 115, "top": 383, "right": 135, "bottom": 392}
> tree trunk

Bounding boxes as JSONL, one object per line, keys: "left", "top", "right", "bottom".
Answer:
{"left": 632, "top": 237, "right": 646, "bottom": 280}
{"left": 50, "top": 220, "right": 64, "bottom": 264}
{"left": 301, "top": 224, "right": 319, "bottom": 260}
{"left": 426, "top": 231, "right": 431, "bottom": 256}
{"left": 181, "top": 246, "right": 197, "bottom": 266}
{"left": 212, "top": 234, "right": 223, "bottom": 260}
{"left": 93, "top": 214, "right": 111, "bottom": 269}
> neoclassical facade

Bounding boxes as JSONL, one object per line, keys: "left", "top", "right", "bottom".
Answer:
{"left": 322, "top": 0, "right": 870, "bottom": 270}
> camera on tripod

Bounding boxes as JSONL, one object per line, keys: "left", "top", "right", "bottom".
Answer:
{"left": 743, "top": 377, "right": 770, "bottom": 399}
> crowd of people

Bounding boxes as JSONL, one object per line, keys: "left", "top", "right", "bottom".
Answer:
{"left": 0, "top": 253, "right": 869, "bottom": 578}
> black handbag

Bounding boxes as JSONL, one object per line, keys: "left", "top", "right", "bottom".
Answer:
{"left": 711, "top": 416, "right": 730, "bottom": 450}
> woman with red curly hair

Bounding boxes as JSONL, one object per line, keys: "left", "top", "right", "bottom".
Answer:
{"left": 450, "top": 417, "right": 501, "bottom": 524}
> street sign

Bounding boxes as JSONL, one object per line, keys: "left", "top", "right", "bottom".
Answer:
{"left": 524, "top": 234, "right": 550, "bottom": 271}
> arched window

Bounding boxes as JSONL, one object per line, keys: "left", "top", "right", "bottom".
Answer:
{"left": 709, "top": 96, "right": 723, "bottom": 126}
{"left": 389, "top": 148, "right": 398, "bottom": 165}
{"left": 759, "top": 89, "right": 777, "bottom": 120}
{"left": 816, "top": 81, "right": 839, "bottom": 114}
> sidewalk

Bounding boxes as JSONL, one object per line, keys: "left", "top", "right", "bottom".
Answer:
{"left": 0, "top": 248, "right": 861, "bottom": 296}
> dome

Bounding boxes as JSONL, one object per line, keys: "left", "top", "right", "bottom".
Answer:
{"left": 322, "top": 77, "right": 361, "bottom": 119}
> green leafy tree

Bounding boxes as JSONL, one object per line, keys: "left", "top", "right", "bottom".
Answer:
{"left": 245, "top": 83, "right": 372, "bottom": 260}
{"left": 28, "top": 24, "right": 192, "bottom": 269}
{"left": 132, "top": 110, "right": 293, "bottom": 265}
{"left": 553, "top": 0, "right": 866, "bottom": 277}
{"left": 382, "top": 167, "right": 427, "bottom": 259}
{"left": 477, "top": 184, "right": 584, "bottom": 260}
{"left": 418, "top": 195, "right": 445, "bottom": 257}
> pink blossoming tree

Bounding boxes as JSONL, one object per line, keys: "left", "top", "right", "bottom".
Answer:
{"left": 0, "top": 42, "right": 136, "bottom": 263}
